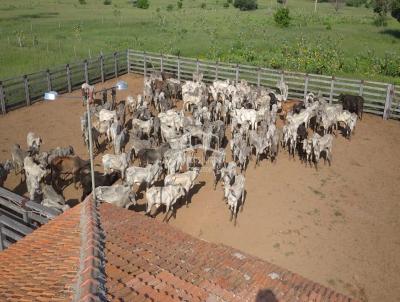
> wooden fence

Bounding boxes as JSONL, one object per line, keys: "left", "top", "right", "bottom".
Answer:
{"left": 0, "top": 187, "right": 59, "bottom": 250}
{"left": 127, "top": 49, "right": 400, "bottom": 120}
{"left": 0, "top": 49, "right": 399, "bottom": 120}
{"left": 0, "top": 51, "right": 127, "bottom": 113}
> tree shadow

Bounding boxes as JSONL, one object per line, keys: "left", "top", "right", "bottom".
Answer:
{"left": 255, "top": 289, "right": 277, "bottom": 302}
{"left": 380, "top": 29, "right": 400, "bottom": 39}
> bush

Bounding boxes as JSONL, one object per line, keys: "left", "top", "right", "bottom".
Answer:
{"left": 166, "top": 4, "right": 174, "bottom": 11}
{"left": 373, "top": 52, "right": 400, "bottom": 77}
{"left": 103, "top": 0, "right": 112, "bottom": 5}
{"left": 177, "top": 0, "right": 183, "bottom": 9}
{"left": 200, "top": 2, "right": 206, "bottom": 8}
{"left": 227, "top": 0, "right": 232, "bottom": 3}
{"left": 223, "top": 1, "right": 229, "bottom": 7}
{"left": 78, "top": 0, "right": 86, "bottom": 4}
{"left": 373, "top": 14, "right": 387, "bottom": 26}
{"left": 274, "top": 7, "right": 290, "bottom": 27}
{"left": 233, "top": 0, "right": 258, "bottom": 10}
{"left": 136, "top": 0, "right": 149, "bottom": 9}
{"left": 345, "top": 0, "right": 366, "bottom": 7}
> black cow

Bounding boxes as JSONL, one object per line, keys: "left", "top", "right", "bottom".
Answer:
{"left": 339, "top": 94, "right": 364, "bottom": 120}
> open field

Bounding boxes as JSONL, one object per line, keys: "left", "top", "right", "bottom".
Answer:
{"left": 1, "top": 0, "right": 400, "bottom": 83}
{"left": 0, "top": 74, "right": 399, "bottom": 301}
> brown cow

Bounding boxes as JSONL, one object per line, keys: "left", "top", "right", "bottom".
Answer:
{"left": 50, "top": 156, "right": 89, "bottom": 189}
{"left": 280, "top": 100, "right": 304, "bottom": 119}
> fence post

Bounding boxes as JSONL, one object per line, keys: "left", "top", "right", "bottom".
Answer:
{"left": 160, "top": 54, "right": 164, "bottom": 72}
{"left": 215, "top": 61, "right": 219, "bottom": 80}
{"left": 114, "top": 52, "right": 118, "bottom": 78}
{"left": 329, "top": 76, "right": 335, "bottom": 104}
{"left": 23, "top": 75, "right": 30, "bottom": 106}
{"left": 84, "top": 60, "right": 89, "bottom": 83}
{"left": 0, "top": 82, "right": 5, "bottom": 115}
{"left": 46, "top": 69, "right": 52, "bottom": 92}
{"left": 359, "top": 79, "right": 364, "bottom": 96}
{"left": 257, "top": 68, "right": 261, "bottom": 88}
{"left": 304, "top": 74, "right": 309, "bottom": 101}
{"left": 143, "top": 51, "right": 147, "bottom": 77}
{"left": 235, "top": 64, "right": 239, "bottom": 83}
{"left": 0, "top": 224, "right": 4, "bottom": 251}
{"left": 177, "top": 56, "right": 181, "bottom": 82}
{"left": 383, "top": 84, "right": 394, "bottom": 120}
{"left": 66, "top": 64, "right": 72, "bottom": 93}
{"left": 196, "top": 59, "right": 199, "bottom": 74}
{"left": 280, "top": 70, "right": 284, "bottom": 83}
{"left": 127, "top": 49, "right": 130, "bottom": 74}
{"left": 100, "top": 55, "right": 105, "bottom": 83}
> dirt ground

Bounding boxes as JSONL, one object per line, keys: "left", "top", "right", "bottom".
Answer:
{"left": 1, "top": 74, "right": 399, "bottom": 302}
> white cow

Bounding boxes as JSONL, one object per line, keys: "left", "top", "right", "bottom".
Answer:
{"left": 102, "top": 153, "right": 130, "bottom": 179}
{"left": 95, "top": 184, "right": 136, "bottom": 208}
{"left": 145, "top": 185, "right": 185, "bottom": 221}
{"left": 164, "top": 167, "right": 200, "bottom": 206}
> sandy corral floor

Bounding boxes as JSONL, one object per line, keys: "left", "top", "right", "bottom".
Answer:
{"left": 0, "top": 74, "right": 399, "bottom": 302}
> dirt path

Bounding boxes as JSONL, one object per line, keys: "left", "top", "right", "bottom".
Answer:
{"left": 0, "top": 74, "right": 399, "bottom": 302}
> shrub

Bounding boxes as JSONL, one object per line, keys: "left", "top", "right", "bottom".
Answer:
{"left": 177, "top": 0, "right": 183, "bottom": 9}
{"left": 373, "top": 14, "right": 387, "bottom": 26}
{"left": 78, "top": 0, "right": 86, "bottom": 4}
{"left": 233, "top": 0, "right": 258, "bottom": 10}
{"left": 227, "top": 0, "right": 232, "bottom": 3}
{"left": 103, "top": 0, "right": 112, "bottom": 5}
{"left": 200, "top": 2, "right": 206, "bottom": 8}
{"left": 223, "top": 1, "right": 229, "bottom": 7}
{"left": 274, "top": 7, "right": 290, "bottom": 27}
{"left": 345, "top": 0, "right": 366, "bottom": 7}
{"left": 166, "top": 4, "right": 174, "bottom": 11}
{"left": 373, "top": 52, "right": 400, "bottom": 77}
{"left": 136, "top": 0, "right": 149, "bottom": 9}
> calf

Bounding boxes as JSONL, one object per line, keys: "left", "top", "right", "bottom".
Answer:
{"left": 50, "top": 156, "right": 89, "bottom": 189}
{"left": 224, "top": 174, "right": 245, "bottom": 226}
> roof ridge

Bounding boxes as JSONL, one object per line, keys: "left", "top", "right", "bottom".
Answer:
{"left": 72, "top": 196, "right": 107, "bottom": 302}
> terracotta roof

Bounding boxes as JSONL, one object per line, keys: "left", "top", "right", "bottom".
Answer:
{"left": 0, "top": 197, "right": 357, "bottom": 302}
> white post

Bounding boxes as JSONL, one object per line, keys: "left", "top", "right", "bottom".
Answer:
{"left": 257, "top": 68, "right": 261, "bottom": 88}
{"left": 215, "top": 61, "right": 219, "bottom": 80}
{"left": 383, "top": 84, "right": 394, "bottom": 120}
{"left": 127, "top": 49, "right": 130, "bottom": 74}
{"left": 304, "top": 74, "right": 309, "bottom": 101}
{"left": 235, "top": 64, "right": 239, "bottom": 83}
{"left": 143, "top": 51, "right": 147, "bottom": 77}
{"left": 177, "top": 56, "right": 181, "bottom": 81}
{"left": 329, "top": 76, "right": 335, "bottom": 104}
{"left": 86, "top": 90, "right": 96, "bottom": 201}
{"left": 359, "top": 80, "right": 364, "bottom": 96}
{"left": 160, "top": 54, "right": 164, "bottom": 72}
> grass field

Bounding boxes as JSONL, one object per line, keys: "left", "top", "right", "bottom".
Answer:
{"left": 0, "top": 0, "right": 400, "bottom": 83}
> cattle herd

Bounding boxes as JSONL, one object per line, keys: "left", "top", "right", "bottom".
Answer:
{"left": 0, "top": 71, "right": 364, "bottom": 225}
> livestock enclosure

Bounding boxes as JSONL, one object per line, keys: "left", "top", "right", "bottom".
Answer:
{"left": 0, "top": 73, "right": 399, "bottom": 302}
{"left": 0, "top": 49, "right": 399, "bottom": 120}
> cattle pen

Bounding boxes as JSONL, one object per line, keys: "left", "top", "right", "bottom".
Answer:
{"left": 1, "top": 52, "right": 400, "bottom": 302}
{"left": 0, "top": 49, "right": 399, "bottom": 120}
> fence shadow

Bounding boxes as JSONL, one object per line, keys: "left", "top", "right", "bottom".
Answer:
{"left": 380, "top": 29, "right": 400, "bottom": 39}
{"left": 255, "top": 289, "right": 278, "bottom": 302}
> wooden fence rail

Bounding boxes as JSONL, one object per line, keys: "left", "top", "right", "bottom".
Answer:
{"left": 0, "top": 49, "right": 398, "bottom": 120}
{"left": 127, "top": 49, "right": 399, "bottom": 120}
{"left": 0, "top": 51, "right": 127, "bottom": 113}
